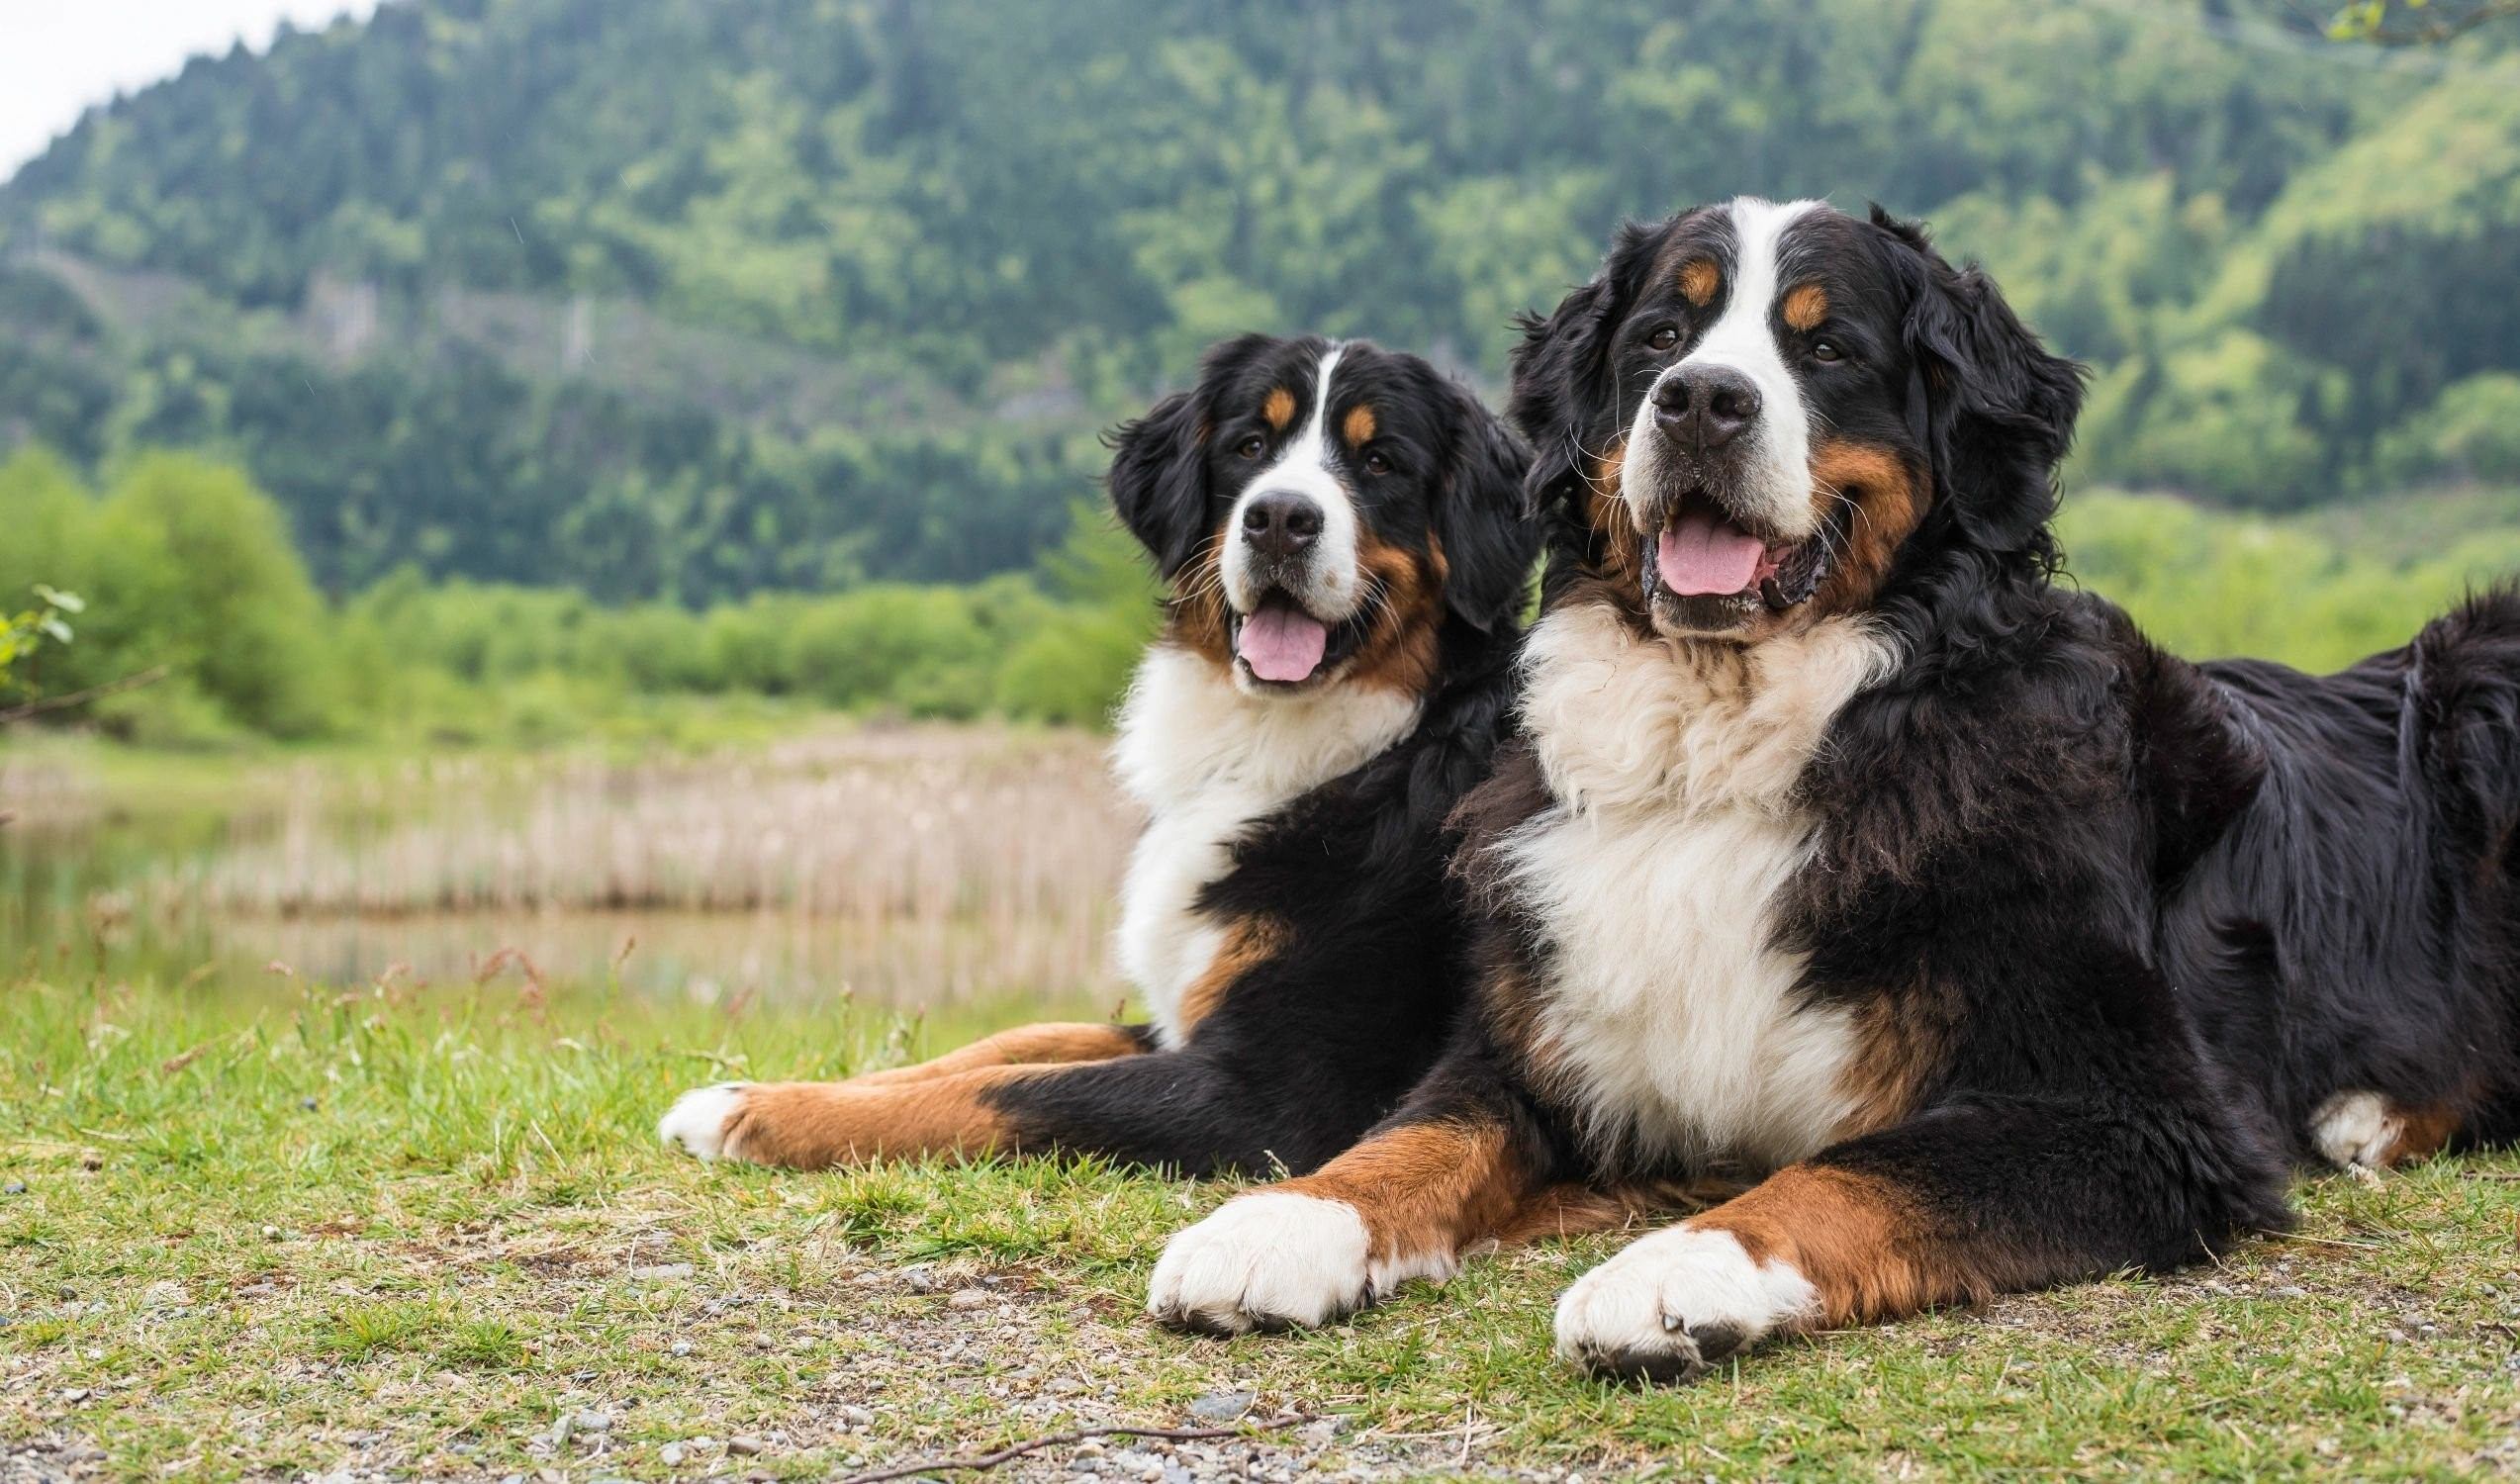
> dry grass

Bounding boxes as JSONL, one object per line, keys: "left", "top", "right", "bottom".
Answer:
{"left": 3, "top": 723, "right": 1138, "bottom": 1006}
{"left": 155, "top": 725, "right": 1133, "bottom": 917}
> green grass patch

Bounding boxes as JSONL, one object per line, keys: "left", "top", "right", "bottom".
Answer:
{"left": 2, "top": 974, "right": 2514, "bottom": 1479}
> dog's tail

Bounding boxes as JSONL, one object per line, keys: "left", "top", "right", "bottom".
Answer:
{"left": 2411, "top": 586, "right": 2520, "bottom": 859}
{"left": 2411, "top": 586, "right": 2520, "bottom": 1147}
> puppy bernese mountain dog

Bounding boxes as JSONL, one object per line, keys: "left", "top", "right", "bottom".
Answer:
{"left": 1146, "top": 198, "right": 2520, "bottom": 1380}
{"left": 658, "top": 333, "right": 1540, "bottom": 1175}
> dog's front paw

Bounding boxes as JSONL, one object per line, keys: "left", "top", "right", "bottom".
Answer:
{"left": 658, "top": 1081, "right": 752, "bottom": 1160}
{"left": 1553, "top": 1226, "right": 1818, "bottom": 1383}
{"left": 1146, "top": 1193, "right": 1385, "bottom": 1335}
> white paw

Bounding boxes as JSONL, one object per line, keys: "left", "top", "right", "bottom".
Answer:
{"left": 2311, "top": 1090, "right": 2397, "bottom": 1171}
{"left": 659, "top": 1082, "right": 751, "bottom": 1160}
{"left": 1146, "top": 1193, "right": 1413, "bottom": 1335}
{"left": 1553, "top": 1226, "right": 1818, "bottom": 1382}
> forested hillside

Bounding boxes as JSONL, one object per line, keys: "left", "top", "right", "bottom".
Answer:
{"left": 5, "top": 0, "right": 2520, "bottom": 602}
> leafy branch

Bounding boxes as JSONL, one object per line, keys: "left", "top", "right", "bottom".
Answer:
{"left": 0, "top": 586, "right": 170, "bottom": 726}
{"left": 0, "top": 586, "right": 84, "bottom": 699}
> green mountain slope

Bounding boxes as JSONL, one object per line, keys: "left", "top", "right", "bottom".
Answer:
{"left": 4, "top": 0, "right": 2517, "bottom": 600}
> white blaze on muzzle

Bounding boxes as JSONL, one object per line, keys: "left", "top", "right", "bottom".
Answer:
{"left": 1624, "top": 197, "right": 1823, "bottom": 544}
{"left": 1220, "top": 345, "right": 1366, "bottom": 685}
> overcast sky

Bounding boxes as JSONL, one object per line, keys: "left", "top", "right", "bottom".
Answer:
{"left": 1, "top": 1, "right": 380, "bottom": 181}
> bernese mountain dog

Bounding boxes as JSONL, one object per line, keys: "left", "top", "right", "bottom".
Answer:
{"left": 657, "top": 333, "right": 1541, "bottom": 1176}
{"left": 1146, "top": 198, "right": 2520, "bottom": 1381}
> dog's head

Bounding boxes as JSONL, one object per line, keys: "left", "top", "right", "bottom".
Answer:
{"left": 1108, "top": 334, "right": 1536, "bottom": 695}
{"left": 1511, "top": 197, "right": 2085, "bottom": 643}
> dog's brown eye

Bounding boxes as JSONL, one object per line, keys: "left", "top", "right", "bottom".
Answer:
{"left": 1363, "top": 452, "right": 1391, "bottom": 477}
{"left": 1646, "top": 326, "right": 1682, "bottom": 352}
{"left": 1811, "top": 339, "right": 1844, "bottom": 363}
{"left": 1235, "top": 434, "right": 1266, "bottom": 459}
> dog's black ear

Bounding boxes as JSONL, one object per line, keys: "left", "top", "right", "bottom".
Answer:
{"left": 1105, "top": 388, "right": 1207, "bottom": 577}
{"left": 1435, "top": 383, "right": 1540, "bottom": 632}
{"left": 1506, "top": 274, "right": 1618, "bottom": 518}
{"left": 1507, "top": 221, "right": 1661, "bottom": 518}
{"left": 1872, "top": 205, "right": 2086, "bottom": 560}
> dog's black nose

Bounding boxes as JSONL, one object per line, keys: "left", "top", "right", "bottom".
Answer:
{"left": 1241, "top": 491, "right": 1323, "bottom": 562}
{"left": 1653, "top": 366, "right": 1762, "bottom": 450}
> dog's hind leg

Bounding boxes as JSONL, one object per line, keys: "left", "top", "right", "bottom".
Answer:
{"left": 845, "top": 1022, "right": 1153, "bottom": 1086}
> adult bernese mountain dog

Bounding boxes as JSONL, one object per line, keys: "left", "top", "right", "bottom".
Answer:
{"left": 1146, "top": 198, "right": 2520, "bottom": 1381}
{"left": 658, "top": 333, "right": 1541, "bottom": 1176}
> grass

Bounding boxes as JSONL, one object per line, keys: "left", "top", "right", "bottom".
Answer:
{"left": 3, "top": 722, "right": 1133, "bottom": 1007}
{"left": 3, "top": 974, "right": 2516, "bottom": 1481}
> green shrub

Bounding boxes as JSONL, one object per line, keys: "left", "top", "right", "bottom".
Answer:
{"left": 2374, "top": 374, "right": 2520, "bottom": 488}
{"left": 2058, "top": 490, "right": 2518, "bottom": 674}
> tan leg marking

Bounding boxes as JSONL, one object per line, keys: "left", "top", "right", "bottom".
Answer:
{"left": 2384, "top": 1104, "right": 2464, "bottom": 1164}
{"left": 1834, "top": 980, "right": 1952, "bottom": 1139}
{"left": 1171, "top": 916, "right": 1288, "bottom": 1042}
{"left": 1689, "top": 1164, "right": 1987, "bottom": 1327}
{"left": 849, "top": 1022, "right": 1144, "bottom": 1086}
{"left": 1278, "top": 1121, "right": 1534, "bottom": 1265}
{"left": 720, "top": 1066, "right": 1055, "bottom": 1169}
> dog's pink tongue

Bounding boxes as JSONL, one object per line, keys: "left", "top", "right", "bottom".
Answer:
{"left": 1657, "top": 510, "right": 1766, "bottom": 596}
{"left": 1238, "top": 606, "right": 1329, "bottom": 683}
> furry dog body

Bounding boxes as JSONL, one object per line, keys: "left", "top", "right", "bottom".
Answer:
{"left": 660, "top": 334, "right": 1540, "bottom": 1176}
{"left": 1147, "top": 199, "right": 2520, "bottom": 1379}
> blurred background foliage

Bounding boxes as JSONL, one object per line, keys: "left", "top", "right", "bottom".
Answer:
{"left": 4, "top": 0, "right": 2520, "bottom": 741}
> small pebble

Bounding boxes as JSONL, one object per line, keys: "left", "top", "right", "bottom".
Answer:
{"left": 658, "top": 1442, "right": 685, "bottom": 1466}
{"left": 630, "top": 1262, "right": 695, "bottom": 1281}
{"left": 727, "top": 1436, "right": 765, "bottom": 1456}
{"left": 300, "top": 1096, "right": 319, "bottom": 1111}
{"left": 669, "top": 1341, "right": 693, "bottom": 1357}
{"left": 2, "top": 1180, "right": 25, "bottom": 1195}
{"left": 947, "top": 1288, "right": 993, "bottom": 1310}
{"left": 574, "top": 1410, "right": 614, "bottom": 1433}
{"left": 1186, "top": 1389, "right": 1256, "bottom": 1424}
{"left": 838, "top": 1404, "right": 875, "bottom": 1428}
{"left": 260, "top": 1225, "right": 282, "bottom": 1240}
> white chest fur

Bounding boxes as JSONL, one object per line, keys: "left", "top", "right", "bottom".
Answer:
{"left": 1111, "top": 646, "right": 1422, "bottom": 1048}
{"left": 1500, "top": 603, "right": 1897, "bottom": 1171}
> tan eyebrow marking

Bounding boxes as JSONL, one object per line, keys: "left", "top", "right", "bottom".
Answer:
{"left": 1783, "top": 283, "right": 1829, "bottom": 332}
{"left": 1343, "top": 404, "right": 1377, "bottom": 446}
{"left": 1678, "top": 258, "right": 1721, "bottom": 307}
{"left": 1262, "top": 388, "right": 1297, "bottom": 429}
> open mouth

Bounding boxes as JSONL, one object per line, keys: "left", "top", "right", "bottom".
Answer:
{"left": 1230, "top": 590, "right": 1364, "bottom": 687}
{"left": 1641, "top": 490, "right": 1832, "bottom": 617}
